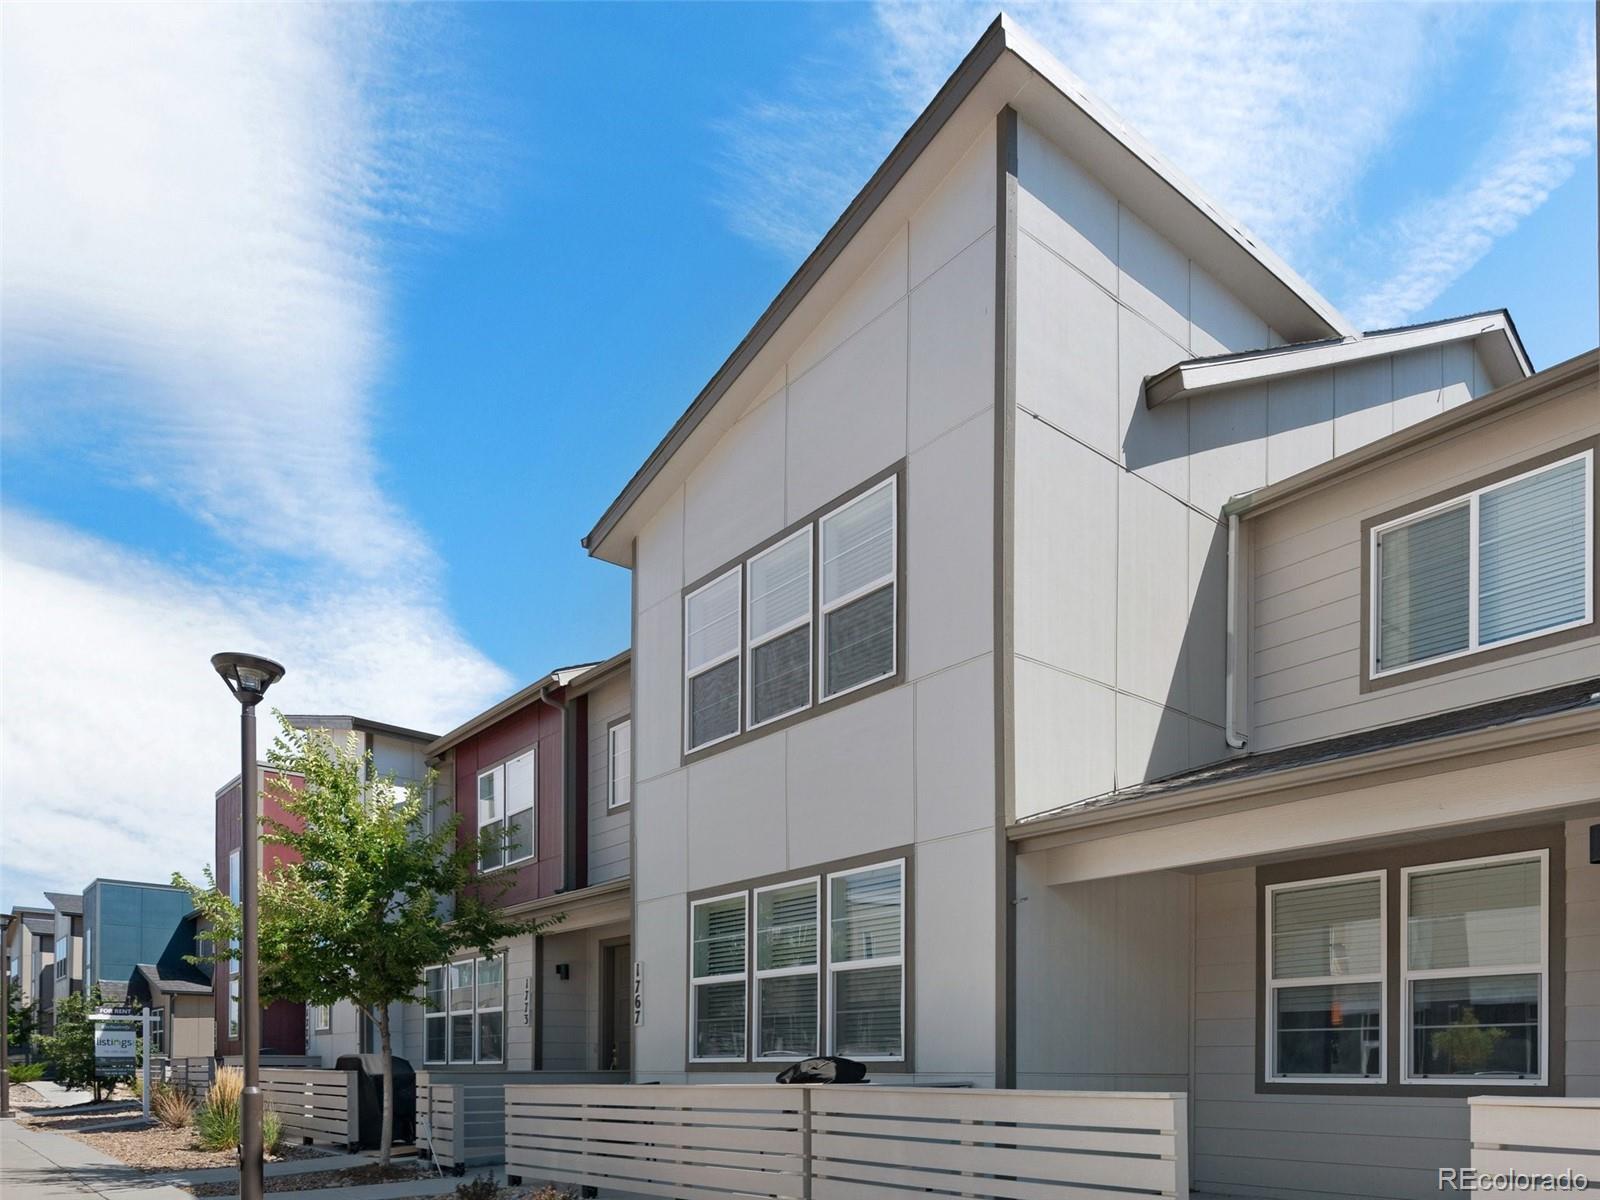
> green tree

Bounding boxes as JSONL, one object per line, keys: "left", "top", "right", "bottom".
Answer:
{"left": 40, "top": 987, "right": 129, "bottom": 1100}
{"left": 177, "top": 716, "right": 555, "bottom": 1166}
{"left": 7, "top": 986, "right": 38, "bottom": 1061}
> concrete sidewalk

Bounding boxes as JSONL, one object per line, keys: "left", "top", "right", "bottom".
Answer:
{"left": 1, "top": 1117, "right": 192, "bottom": 1200}
{"left": 21, "top": 1080, "right": 100, "bottom": 1108}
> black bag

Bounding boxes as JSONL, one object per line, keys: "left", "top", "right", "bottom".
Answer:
{"left": 775, "top": 1056, "right": 867, "bottom": 1084}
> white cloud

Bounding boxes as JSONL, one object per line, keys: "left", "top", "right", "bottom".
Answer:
{"left": 1, "top": 3, "right": 487, "bottom": 577}
{"left": 715, "top": 1, "right": 1448, "bottom": 264}
{"left": 1345, "top": 16, "right": 1598, "bottom": 329}
{"left": 0, "top": 510, "right": 514, "bottom": 905}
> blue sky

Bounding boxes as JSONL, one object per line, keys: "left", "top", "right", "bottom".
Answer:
{"left": 2, "top": 1, "right": 1595, "bottom": 909}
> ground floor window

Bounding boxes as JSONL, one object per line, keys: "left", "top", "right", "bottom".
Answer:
{"left": 423, "top": 954, "right": 505, "bottom": 1065}
{"left": 689, "top": 855, "right": 905, "bottom": 1066}
{"left": 1262, "top": 845, "right": 1549, "bottom": 1088}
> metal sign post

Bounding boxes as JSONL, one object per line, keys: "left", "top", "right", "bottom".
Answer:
{"left": 91, "top": 1007, "right": 152, "bottom": 1120}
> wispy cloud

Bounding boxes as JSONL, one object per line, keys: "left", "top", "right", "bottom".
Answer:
{"left": 2, "top": 3, "right": 491, "bottom": 577}
{"left": 0, "top": 511, "right": 513, "bottom": 902}
{"left": 0, "top": 3, "right": 511, "bottom": 906}
{"left": 1345, "top": 15, "right": 1598, "bottom": 329}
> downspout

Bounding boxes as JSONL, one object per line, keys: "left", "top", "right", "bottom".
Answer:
{"left": 1225, "top": 511, "right": 1249, "bottom": 749}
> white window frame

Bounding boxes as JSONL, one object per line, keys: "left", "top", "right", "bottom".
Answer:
{"left": 745, "top": 529, "right": 814, "bottom": 731}
{"left": 825, "top": 859, "right": 905, "bottom": 1063}
{"left": 1369, "top": 449, "right": 1593, "bottom": 680}
{"left": 752, "top": 876, "right": 821, "bottom": 1060}
{"left": 473, "top": 956, "right": 505, "bottom": 1065}
{"left": 688, "top": 891, "right": 749, "bottom": 1064}
{"left": 422, "top": 966, "right": 447, "bottom": 1065}
{"left": 684, "top": 568, "right": 744, "bottom": 753}
{"left": 1263, "top": 870, "right": 1387, "bottom": 1085}
{"left": 818, "top": 478, "right": 898, "bottom": 703}
{"left": 476, "top": 765, "right": 505, "bottom": 872}
{"left": 607, "top": 719, "right": 632, "bottom": 810}
{"left": 1400, "top": 849, "right": 1548, "bottom": 1087}
{"left": 503, "top": 749, "right": 536, "bottom": 867}
{"left": 313, "top": 1004, "right": 332, "bottom": 1033}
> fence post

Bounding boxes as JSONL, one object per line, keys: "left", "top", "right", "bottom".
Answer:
{"left": 344, "top": 1070, "right": 360, "bottom": 1152}
{"left": 800, "top": 1085, "right": 812, "bottom": 1200}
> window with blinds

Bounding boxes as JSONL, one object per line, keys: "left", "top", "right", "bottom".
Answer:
{"left": 820, "top": 480, "right": 897, "bottom": 698}
{"left": 754, "top": 879, "right": 819, "bottom": 1058}
{"left": 1373, "top": 450, "right": 1592, "bottom": 676}
{"left": 828, "top": 861, "right": 904, "bottom": 1060}
{"left": 747, "top": 530, "right": 813, "bottom": 727}
{"left": 1403, "top": 853, "right": 1545, "bottom": 1082}
{"left": 685, "top": 569, "right": 742, "bottom": 751}
{"left": 1266, "top": 873, "right": 1384, "bottom": 1080}
{"left": 690, "top": 894, "right": 748, "bottom": 1061}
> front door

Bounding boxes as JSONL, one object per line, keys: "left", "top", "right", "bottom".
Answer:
{"left": 599, "top": 941, "right": 631, "bottom": 1071}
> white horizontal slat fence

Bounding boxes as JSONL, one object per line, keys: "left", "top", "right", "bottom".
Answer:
{"left": 1470, "top": 1097, "right": 1600, "bottom": 1194}
{"left": 260, "top": 1068, "right": 359, "bottom": 1149}
{"left": 505, "top": 1083, "right": 1188, "bottom": 1199}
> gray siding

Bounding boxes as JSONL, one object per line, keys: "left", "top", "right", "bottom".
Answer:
{"left": 584, "top": 671, "right": 631, "bottom": 885}
{"left": 1247, "top": 374, "right": 1599, "bottom": 751}
{"left": 629, "top": 116, "right": 1000, "bottom": 1083}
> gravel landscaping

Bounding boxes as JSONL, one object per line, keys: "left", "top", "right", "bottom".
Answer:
{"left": 8, "top": 1084, "right": 46, "bottom": 1108}
{"left": 188, "top": 1162, "right": 429, "bottom": 1196}
{"left": 18, "top": 1102, "right": 323, "bottom": 1173}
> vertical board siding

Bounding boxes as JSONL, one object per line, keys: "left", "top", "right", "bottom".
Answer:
{"left": 504, "top": 1084, "right": 1188, "bottom": 1199}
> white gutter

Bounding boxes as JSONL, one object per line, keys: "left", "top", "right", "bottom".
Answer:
{"left": 1225, "top": 512, "right": 1247, "bottom": 749}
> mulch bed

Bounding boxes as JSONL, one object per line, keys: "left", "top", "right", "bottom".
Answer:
{"left": 189, "top": 1162, "right": 428, "bottom": 1196}
{"left": 18, "top": 1103, "right": 322, "bottom": 1173}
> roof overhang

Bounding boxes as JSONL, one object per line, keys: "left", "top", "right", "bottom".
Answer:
{"left": 565, "top": 649, "right": 631, "bottom": 699}
{"left": 281, "top": 714, "right": 439, "bottom": 745}
{"left": 1223, "top": 348, "right": 1596, "bottom": 520}
{"left": 424, "top": 664, "right": 598, "bottom": 758}
{"left": 583, "top": 14, "right": 1353, "bottom": 566}
{"left": 1145, "top": 310, "right": 1532, "bottom": 408}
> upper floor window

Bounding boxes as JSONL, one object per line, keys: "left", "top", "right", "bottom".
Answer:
{"left": 607, "top": 719, "right": 632, "bottom": 810}
{"left": 1371, "top": 450, "right": 1592, "bottom": 678}
{"left": 477, "top": 749, "right": 536, "bottom": 872}
{"left": 683, "top": 470, "right": 901, "bottom": 756}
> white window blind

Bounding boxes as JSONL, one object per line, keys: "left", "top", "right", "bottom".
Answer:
{"left": 608, "top": 720, "right": 632, "bottom": 810}
{"left": 1478, "top": 456, "right": 1589, "bottom": 644}
{"left": 477, "top": 766, "right": 503, "bottom": 871}
{"left": 1374, "top": 452, "right": 1592, "bottom": 676}
{"left": 1404, "top": 854, "right": 1545, "bottom": 1082}
{"left": 747, "top": 531, "right": 813, "bottom": 726}
{"left": 685, "top": 570, "right": 742, "bottom": 750}
{"left": 691, "top": 894, "right": 747, "bottom": 1061}
{"left": 1266, "top": 873, "right": 1384, "bottom": 1080}
{"left": 754, "top": 879, "right": 819, "bottom": 1059}
{"left": 819, "top": 480, "right": 897, "bottom": 699}
{"left": 828, "top": 861, "right": 903, "bottom": 1059}
{"left": 504, "top": 749, "right": 536, "bottom": 865}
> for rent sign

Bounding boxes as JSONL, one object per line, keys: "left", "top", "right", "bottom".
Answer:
{"left": 93, "top": 1024, "right": 137, "bottom": 1078}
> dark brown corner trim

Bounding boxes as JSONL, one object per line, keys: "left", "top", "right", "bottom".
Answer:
{"left": 1254, "top": 824, "right": 1567, "bottom": 1098}
{"left": 1359, "top": 435, "right": 1599, "bottom": 694}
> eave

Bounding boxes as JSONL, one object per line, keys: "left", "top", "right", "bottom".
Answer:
{"left": 1145, "top": 310, "right": 1531, "bottom": 409}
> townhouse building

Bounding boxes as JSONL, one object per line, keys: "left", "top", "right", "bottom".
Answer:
{"left": 215, "top": 713, "right": 437, "bottom": 1062}
{"left": 38, "top": 890, "right": 82, "bottom": 1036}
{"left": 579, "top": 16, "right": 1597, "bottom": 1198}
{"left": 4, "top": 906, "right": 53, "bottom": 1015}
{"left": 396, "top": 652, "right": 633, "bottom": 1078}
{"left": 80, "top": 878, "right": 193, "bottom": 1003}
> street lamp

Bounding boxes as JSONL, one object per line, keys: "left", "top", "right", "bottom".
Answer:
{"left": 212, "top": 652, "right": 284, "bottom": 1200}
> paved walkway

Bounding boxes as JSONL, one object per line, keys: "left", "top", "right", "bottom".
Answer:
{"left": 1, "top": 1118, "right": 192, "bottom": 1200}
{"left": 22, "top": 1081, "right": 100, "bottom": 1108}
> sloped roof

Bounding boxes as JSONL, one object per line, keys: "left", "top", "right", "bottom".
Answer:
{"left": 583, "top": 14, "right": 1354, "bottom": 565}
{"left": 425, "top": 662, "right": 604, "bottom": 758}
{"left": 135, "top": 962, "right": 213, "bottom": 997}
{"left": 21, "top": 914, "right": 54, "bottom": 935}
{"left": 44, "top": 891, "right": 82, "bottom": 916}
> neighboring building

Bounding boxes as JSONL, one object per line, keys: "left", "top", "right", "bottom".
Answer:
{"left": 214, "top": 713, "right": 436, "bottom": 1062}
{"left": 392, "top": 652, "right": 634, "bottom": 1076}
{"left": 4, "top": 906, "right": 54, "bottom": 1013}
{"left": 127, "top": 910, "right": 215, "bottom": 1059}
{"left": 38, "top": 890, "right": 82, "bottom": 1036}
{"left": 80, "top": 878, "right": 193, "bottom": 1003}
{"left": 578, "top": 15, "right": 1594, "bottom": 1198}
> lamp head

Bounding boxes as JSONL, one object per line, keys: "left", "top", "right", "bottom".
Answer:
{"left": 211, "top": 652, "right": 286, "bottom": 708}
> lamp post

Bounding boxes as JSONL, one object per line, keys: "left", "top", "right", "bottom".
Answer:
{"left": 212, "top": 653, "right": 285, "bottom": 1200}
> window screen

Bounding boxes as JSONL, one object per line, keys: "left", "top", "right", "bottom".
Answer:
{"left": 820, "top": 481, "right": 896, "bottom": 698}
{"left": 686, "top": 571, "right": 742, "bottom": 749}
{"left": 748, "top": 532, "right": 812, "bottom": 725}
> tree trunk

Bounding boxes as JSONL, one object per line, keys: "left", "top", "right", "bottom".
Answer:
{"left": 378, "top": 1005, "right": 393, "bottom": 1169}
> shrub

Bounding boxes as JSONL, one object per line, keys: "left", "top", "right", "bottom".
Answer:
{"left": 455, "top": 1175, "right": 499, "bottom": 1200}
{"left": 151, "top": 1083, "right": 195, "bottom": 1129}
{"left": 8, "top": 1062, "right": 46, "bottom": 1083}
{"left": 194, "top": 1068, "right": 282, "bottom": 1154}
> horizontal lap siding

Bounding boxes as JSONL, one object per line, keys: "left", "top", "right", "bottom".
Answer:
{"left": 1191, "top": 870, "right": 1469, "bottom": 1200}
{"left": 585, "top": 673, "right": 631, "bottom": 885}
{"left": 1569, "top": 820, "right": 1600, "bottom": 1097}
{"left": 1246, "top": 379, "right": 1600, "bottom": 753}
